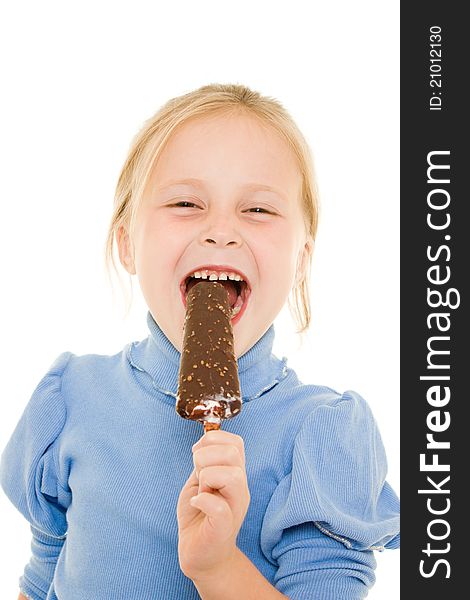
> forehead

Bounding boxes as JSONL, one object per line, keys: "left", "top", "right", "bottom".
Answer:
{"left": 148, "top": 112, "right": 301, "bottom": 197}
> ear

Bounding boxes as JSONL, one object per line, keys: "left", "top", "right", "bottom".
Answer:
{"left": 295, "top": 238, "right": 314, "bottom": 286}
{"left": 116, "top": 226, "right": 136, "bottom": 274}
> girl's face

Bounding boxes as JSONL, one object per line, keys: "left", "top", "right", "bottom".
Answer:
{"left": 118, "top": 112, "right": 311, "bottom": 357}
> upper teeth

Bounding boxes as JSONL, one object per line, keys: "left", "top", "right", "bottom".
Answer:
{"left": 190, "top": 270, "right": 244, "bottom": 282}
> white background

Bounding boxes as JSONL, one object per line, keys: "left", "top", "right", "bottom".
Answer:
{"left": 0, "top": 0, "right": 400, "bottom": 596}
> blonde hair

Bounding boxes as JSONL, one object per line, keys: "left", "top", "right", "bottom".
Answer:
{"left": 105, "top": 83, "right": 319, "bottom": 333}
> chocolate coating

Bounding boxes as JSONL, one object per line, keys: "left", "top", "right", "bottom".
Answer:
{"left": 176, "top": 281, "right": 242, "bottom": 428}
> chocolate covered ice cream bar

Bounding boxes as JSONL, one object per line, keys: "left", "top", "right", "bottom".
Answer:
{"left": 176, "top": 281, "right": 242, "bottom": 432}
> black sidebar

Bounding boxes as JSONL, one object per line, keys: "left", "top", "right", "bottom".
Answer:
{"left": 401, "top": 2, "right": 467, "bottom": 596}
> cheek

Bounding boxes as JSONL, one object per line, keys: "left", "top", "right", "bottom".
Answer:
{"left": 257, "top": 229, "right": 299, "bottom": 271}
{"left": 134, "top": 218, "right": 181, "bottom": 269}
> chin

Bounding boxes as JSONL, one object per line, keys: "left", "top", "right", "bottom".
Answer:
{"left": 233, "top": 331, "right": 256, "bottom": 359}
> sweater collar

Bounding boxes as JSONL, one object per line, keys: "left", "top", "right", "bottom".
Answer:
{"left": 127, "top": 311, "right": 288, "bottom": 402}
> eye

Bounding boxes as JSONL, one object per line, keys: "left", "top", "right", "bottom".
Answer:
{"left": 244, "top": 207, "right": 272, "bottom": 214}
{"left": 168, "top": 196, "right": 201, "bottom": 208}
{"left": 170, "top": 199, "right": 200, "bottom": 208}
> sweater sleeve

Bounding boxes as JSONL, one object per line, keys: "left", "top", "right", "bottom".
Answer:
{"left": 260, "top": 390, "right": 400, "bottom": 600}
{"left": 0, "top": 352, "right": 72, "bottom": 600}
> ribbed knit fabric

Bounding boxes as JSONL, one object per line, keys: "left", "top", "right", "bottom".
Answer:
{"left": 0, "top": 312, "right": 399, "bottom": 600}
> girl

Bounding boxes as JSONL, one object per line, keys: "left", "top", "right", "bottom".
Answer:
{"left": 1, "top": 83, "right": 399, "bottom": 600}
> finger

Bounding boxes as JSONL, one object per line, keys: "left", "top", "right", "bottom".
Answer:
{"left": 192, "top": 430, "right": 245, "bottom": 458}
{"left": 189, "top": 492, "right": 233, "bottom": 538}
{"left": 177, "top": 468, "right": 204, "bottom": 528}
{"left": 177, "top": 468, "right": 199, "bottom": 507}
{"left": 193, "top": 444, "right": 244, "bottom": 478}
{"left": 198, "top": 465, "right": 249, "bottom": 514}
{"left": 182, "top": 467, "right": 199, "bottom": 490}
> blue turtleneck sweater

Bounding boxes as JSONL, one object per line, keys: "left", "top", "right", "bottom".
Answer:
{"left": 0, "top": 313, "right": 399, "bottom": 600}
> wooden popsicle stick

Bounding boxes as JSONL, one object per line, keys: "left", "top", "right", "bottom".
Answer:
{"left": 203, "top": 421, "right": 221, "bottom": 433}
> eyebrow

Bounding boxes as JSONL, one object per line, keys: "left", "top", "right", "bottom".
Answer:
{"left": 156, "top": 178, "right": 287, "bottom": 200}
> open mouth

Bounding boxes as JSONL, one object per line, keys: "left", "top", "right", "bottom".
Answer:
{"left": 180, "top": 267, "right": 250, "bottom": 321}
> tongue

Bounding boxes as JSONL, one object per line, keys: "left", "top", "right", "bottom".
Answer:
{"left": 186, "top": 279, "right": 239, "bottom": 307}
{"left": 219, "top": 280, "right": 239, "bottom": 307}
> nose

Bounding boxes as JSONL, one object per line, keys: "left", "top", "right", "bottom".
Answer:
{"left": 199, "top": 210, "right": 242, "bottom": 248}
